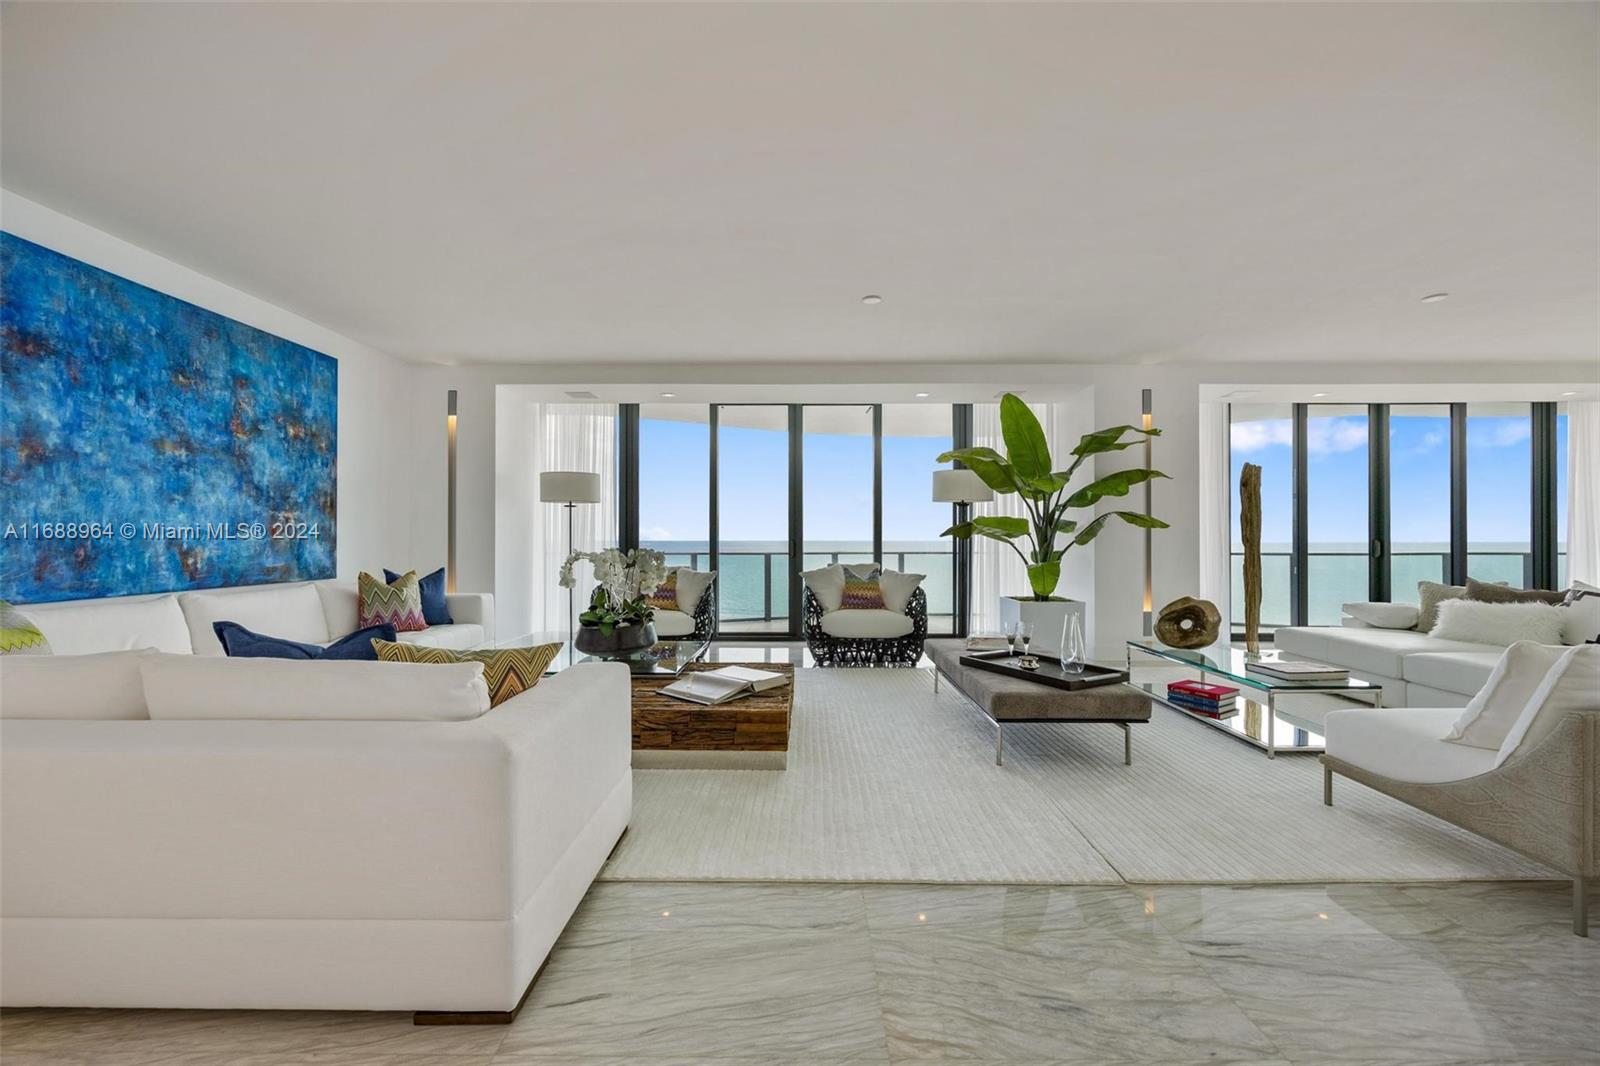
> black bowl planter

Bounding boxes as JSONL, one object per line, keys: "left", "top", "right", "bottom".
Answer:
{"left": 574, "top": 620, "right": 657, "bottom": 657}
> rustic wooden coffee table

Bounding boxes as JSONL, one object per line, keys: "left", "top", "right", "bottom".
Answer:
{"left": 627, "top": 662, "right": 794, "bottom": 770}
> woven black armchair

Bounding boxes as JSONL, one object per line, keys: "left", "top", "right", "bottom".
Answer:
{"left": 689, "top": 578, "right": 718, "bottom": 641}
{"left": 803, "top": 585, "right": 927, "bottom": 667}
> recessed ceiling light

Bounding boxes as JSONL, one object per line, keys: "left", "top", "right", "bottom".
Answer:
{"left": 660, "top": 392, "right": 676, "bottom": 398}
{"left": 914, "top": 392, "right": 931, "bottom": 398}
{"left": 1420, "top": 292, "right": 1450, "bottom": 303}
{"left": 1312, "top": 392, "right": 1328, "bottom": 398}
{"left": 1561, "top": 391, "right": 1579, "bottom": 397}
{"left": 861, "top": 295, "right": 883, "bottom": 305}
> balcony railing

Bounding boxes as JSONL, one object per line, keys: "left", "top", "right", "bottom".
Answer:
{"left": 650, "top": 547, "right": 956, "bottom": 629}
{"left": 1228, "top": 550, "right": 1562, "bottom": 629}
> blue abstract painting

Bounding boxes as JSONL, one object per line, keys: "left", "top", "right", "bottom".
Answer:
{"left": 1, "top": 233, "right": 337, "bottom": 603}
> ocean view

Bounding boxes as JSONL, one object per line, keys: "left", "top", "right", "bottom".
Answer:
{"left": 646, "top": 539, "right": 1562, "bottom": 629}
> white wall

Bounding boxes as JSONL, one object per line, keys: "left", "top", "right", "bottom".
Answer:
{"left": 1, "top": 192, "right": 417, "bottom": 584}
{"left": 413, "top": 358, "right": 1594, "bottom": 661}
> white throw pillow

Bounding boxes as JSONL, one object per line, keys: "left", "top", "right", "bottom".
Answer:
{"left": 1342, "top": 602, "right": 1420, "bottom": 630}
{"left": 1429, "top": 599, "right": 1567, "bottom": 647}
{"left": 1493, "top": 644, "right": 1600, "bottom": 766}
{"left": 878, "top": 570, "right": 926, "bottom": 614}
{"left": 672, "top": 568, "right": 715, "bottom": 612}
{"left": 1443, "top": 641, "right": 1568, "bottom": 750}
{"left": 141, "top": 655, "right": 491, "bottom": 721}
{"left": 802, "top": 563, "right": 847, "bottom": 612}
{"left": 1560, "top": 580, "right": 1599, "bottom": 646}
{"left": 0, "top": 649, "right": 155, "bottom": 720}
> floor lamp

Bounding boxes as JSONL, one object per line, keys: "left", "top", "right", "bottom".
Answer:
{"left": 540, "top": 471, "right": 602, "bottom": 640}
{"left": 933, "top": 469, "right": 995, "bottom": 632}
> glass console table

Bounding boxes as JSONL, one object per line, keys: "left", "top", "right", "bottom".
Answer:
{"left": 1125, "top": 641, "right": 1382, "bottom": 758}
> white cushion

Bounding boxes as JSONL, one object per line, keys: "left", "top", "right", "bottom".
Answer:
{"left": 819, "top": 609, "right": 914, "bottom": 639}
{"left": 671, "top": 569, "right": 714, "bottom": 612}
{"left": 1430, "top": 599, "right": 1568, "bottom": 647}
{"left": 1325, "top": 706, "right": 1497, "bottom": 784}
{"left": 178, "top": 584, "right": 331, "bottom": 656}
{"left": 652, "top": 609, "right": 695, "bottom": 638}
{"left": 1494, "top": 645, "right": 1600, "bottom": 766}
{"left": 1276, "top": 626, "right": 1499, "bottom": 680}
{"left": 141, "top": 655, "right": 490, "bottom": 721}
{"left": 1442, "top": 641, "right": 1568, "bottom": 750}
{"left": 1399, "top": 650, "right": 1503, "bottom": 698}
{"left": 1560, "top": 580, "right": 1599, "bottom": 645}
{"left": 17, "top": 594, "right": 192, "bottom": 655}
{"left": 802, "top": 563, "right": 847, "bottom": 612}
{"left": 396, "top": 623, "right": 485, "bottom": 651}
{"left": 1342, "top": 602, "right": 1419, "bottom": 630}
{"left": 0, "top": 650, "right": 154, "bottom": 720}
{"left": 878, "top": 570, "right": 926, "bottom": 614}
{"left": 314, "top": 580, "right": 361, "bottom": 638}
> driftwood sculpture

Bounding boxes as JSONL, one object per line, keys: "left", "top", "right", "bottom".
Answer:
{"left": 1240, "top": 462, "right": 1263, "bottom": 655}
{"left": 1155, "top": 596, "right": 1221, "bottom": 649}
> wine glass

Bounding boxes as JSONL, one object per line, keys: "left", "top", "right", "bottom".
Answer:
{"left": 1005, "top": 621, "right": 1021, "bottom": 660}
{"left": 1018, "top": 622, "right": 1034, "bottom": 659}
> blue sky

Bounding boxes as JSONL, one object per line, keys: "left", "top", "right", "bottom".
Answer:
{"left": 638, "top": 417, "right": 954, "bottom": 545}
{"left": 1229, "top": 407, "right": 1567, "bottom": 549}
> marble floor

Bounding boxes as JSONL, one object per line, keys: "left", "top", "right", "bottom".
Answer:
{"left": 3, "top": 880, "right": 1595, "bottom": 1065}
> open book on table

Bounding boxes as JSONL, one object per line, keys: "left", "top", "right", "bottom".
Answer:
{"left": 661, "top": 666, "right": 790, "bottom": 705}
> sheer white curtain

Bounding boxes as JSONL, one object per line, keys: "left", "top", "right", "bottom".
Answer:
{"left": 1197, "top": 401, "right": 1233, "bottom": 627}
{"left": 529, "top": 403, "right": 619, "bottom": 636}
{"left": 1568, "top": 400, "right": 1600, "bottom": 586}
{"left": 968, "top": 401, "right": 1091, "bottom": 635}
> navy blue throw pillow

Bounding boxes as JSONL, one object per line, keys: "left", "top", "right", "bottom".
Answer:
{"left": 213, "top": 621, "right": 397, "bottom": 661}
{"left": 384, "top": 566, "right": 453, "bottom": 625}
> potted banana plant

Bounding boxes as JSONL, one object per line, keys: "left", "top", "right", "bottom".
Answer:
{"left": 938, "top": 393, "right": 1168, "bottom": 654}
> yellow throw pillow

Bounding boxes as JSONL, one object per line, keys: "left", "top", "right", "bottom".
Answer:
{"left": 373, "top": 640, "right": 563, "bottom": 708}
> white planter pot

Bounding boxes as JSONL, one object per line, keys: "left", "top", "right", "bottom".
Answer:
{"left": 997, "top": 596, "right": 1086, "bottom": 658}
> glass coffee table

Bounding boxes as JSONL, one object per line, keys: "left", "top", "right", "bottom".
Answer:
{"left": 550, "top": 638, "right": 711, "bottom": 676}
{"left": 1125, "top": 640, "right": 1382, "bottom": 758}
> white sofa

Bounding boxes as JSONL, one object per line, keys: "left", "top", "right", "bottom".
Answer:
{"left": 17, "top": 578, "right": 493, "bottom": 656}
{"left": 1275, "top": 623, "right": 1507, "bottom": 707}
{"left": 0, "top": 653, "right": 630, "bottom": 1015}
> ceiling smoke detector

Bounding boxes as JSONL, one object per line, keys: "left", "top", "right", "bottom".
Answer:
{"left": 861, "top": 295, "right": 883, "bottom": 305}
{"left": 1420, "top": 293, "right": 1450, "bottom": 303}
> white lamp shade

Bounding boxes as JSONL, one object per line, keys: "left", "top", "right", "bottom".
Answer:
{"left": 932, "top": 469, "right": 995, "bottom": 504}
{"left": 540, "top": 470, "right": 603, "bottom": 504}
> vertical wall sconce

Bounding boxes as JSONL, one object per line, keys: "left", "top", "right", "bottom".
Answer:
{"left": 1142, "top": 388, "right": 1154, "bottom": 637}
{"left": 446, "top": 390, "right": 458, "bottom": 594}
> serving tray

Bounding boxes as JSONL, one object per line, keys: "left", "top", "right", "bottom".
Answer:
{"left": 959, "top": 651, "right": 1129, "bottom": 691}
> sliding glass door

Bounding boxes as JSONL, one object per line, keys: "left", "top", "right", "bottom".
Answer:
{"left": 802, "top": 405, "right": 876, "bottom": 574}
{"left": 625, "top": 402, "right": 968, "bottom": 638}
{"left": 1466, "top": 402, "right": 1533, "bottom": 586}
{"left": 1388, "top": 405, "right": 1452, "bottom": 601}
{"left": 1304, "top": 405, "right": 1369, "bottom": 625}
{"left": 716, "top": 406, "right": 792, "bottom": 634}
{"left": 638, "top": 404, "right": 711, "bottom": 570}
{"left": 881, "top": 405, "right": 958, "bottom": 635}
{"left": 1228, "top": 399, "right": 1566, "bottom": 634}
{"left": 1229, "top": 404, "right": 1295, "bottom": 633}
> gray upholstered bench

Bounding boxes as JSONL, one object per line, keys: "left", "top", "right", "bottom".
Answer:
{"left": 926, "top": 639, "right": 1153, "bottom": 766}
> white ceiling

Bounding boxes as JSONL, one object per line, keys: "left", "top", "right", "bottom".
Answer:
{"left": 3, "top": 2, "right": 1596, "bottom": 367}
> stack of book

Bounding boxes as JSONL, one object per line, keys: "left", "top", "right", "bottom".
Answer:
{"left": 1166, "top": 680, "right": 1239, "bottom": 718}
{"left": 1244, "top": 659, "right": 1349, "bottom": 682}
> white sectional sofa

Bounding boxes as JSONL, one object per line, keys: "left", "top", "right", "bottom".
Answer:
{"left": 1274, "top": 623, "right": 1505, "bottom": 707}
{"left": 17, "top": 578, "right": 493, "bottom": 656}
{"left": 0, "top": 581, "right": 633, "bottom": 1019}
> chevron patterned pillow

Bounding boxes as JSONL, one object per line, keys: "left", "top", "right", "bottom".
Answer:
{"left": 372, "top": 640, "right": 564, "bottom": 708}
{"left": 358, "top": 570, "right": 428, "bottom": 632}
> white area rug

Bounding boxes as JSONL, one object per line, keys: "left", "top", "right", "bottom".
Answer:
{"left": 600, "top": 667, "right": 1554, "bottom": 885}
